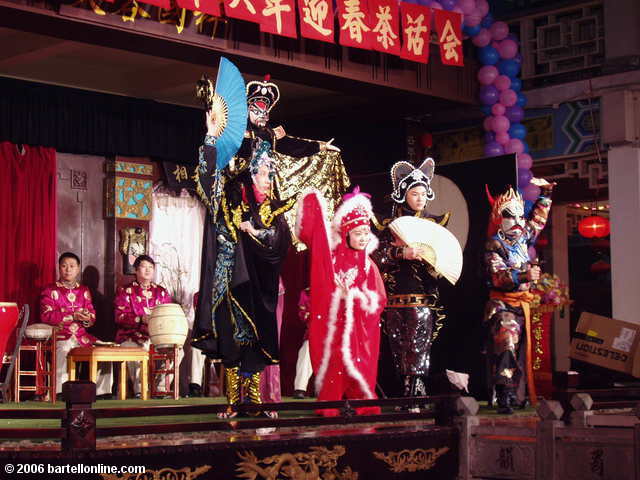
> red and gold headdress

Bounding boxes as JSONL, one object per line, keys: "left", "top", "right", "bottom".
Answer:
{"left": 486, "top": 185, "right": 524, "bottom": 233}
{"left": 332, "top": 186, "right": 373, "bottom": 236}
{"left": 246, "top": 74, "right": 280, "bottom": 112}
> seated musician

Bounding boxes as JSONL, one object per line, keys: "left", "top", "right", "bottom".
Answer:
{"left": 114, "top": 254, "right": 176, "bottom": 397}
{"left": 40, "top": 252, "right": 113, "bottom": 398}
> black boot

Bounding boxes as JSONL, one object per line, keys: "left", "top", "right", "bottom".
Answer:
{"left": 496, "top": 385, "right": 513, "bottom": 415}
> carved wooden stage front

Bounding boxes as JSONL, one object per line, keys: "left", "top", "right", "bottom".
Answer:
{"left": 0, "top": 384, "right": 463, "bottom": 480}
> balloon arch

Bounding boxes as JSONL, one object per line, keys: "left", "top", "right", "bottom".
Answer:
{"left": 411, "top": 0, "right": 536, "bottom": 213}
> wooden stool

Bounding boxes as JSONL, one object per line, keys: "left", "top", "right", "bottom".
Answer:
{"left": 14, "top": 336, "right": 56, "bottom": 403}
{"left": 149, "top": 345, "right": 180, "bottom": 400}
{"left": 68, "top": 346, "right": 149, "bottom": 400}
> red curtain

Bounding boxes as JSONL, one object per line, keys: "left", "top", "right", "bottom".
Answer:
{"left": 0, "top": 142, "right": 57, "bottom": 320}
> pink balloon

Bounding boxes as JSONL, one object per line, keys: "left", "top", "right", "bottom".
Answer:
{"left": 499, "top": 89, "right": 518, "bottom": 107}
{"left": 496, "top": 132, "right": 510, "bottom": 145}
{"left": 517, "top": 153, "right": 533, "bottom": 169}
{"left": 492, "top": 115, "right": 510, "bottom": 133}
{"left": 476, "top": 0, "right": 489, "bottom": 17}
{"left": 491, "top": 103, "right": 506, "bottom": 116}
{"left": 528, "top": 246, "right": 537, "bottom": 261}
{"left": 498, "top": 39, "right": 518, "bottom": 59}
{"left": 458, "top": 0, "right": 475, "bottom": 15}
{"left": 522, "top": 183, "right": 541, "bottom": 202}
{"left": 472, "top": 28, "right": 491, "bottom": 48}
{"left": 477, "top": 65, "right": 498, "bottom": 85}
{"left": 490, "top": 21, "right": 509, "bottom": 41}
{"left": 483, "top": 116, "right": 494, "bottom": 132}
{"left": 464, "top": 13, "right": 482, "bottom": 27}
{"left": 430, "top": 1, "right": 443, "bottom": 9}
{"left": 494, "top": 75, "right": 512, "bottom": 91}
{"left": 491, "top": 40, "right": 500, "bottom": 50}
{"left": 504, "top": 138, "right": 524, "bottom": 154}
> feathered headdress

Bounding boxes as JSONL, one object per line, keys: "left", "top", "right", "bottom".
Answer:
{"left": 390, "top": 158, "right": 435, "bottom": 204}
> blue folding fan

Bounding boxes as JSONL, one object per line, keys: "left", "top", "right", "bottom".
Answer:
{"left": 198, "top": 57, "right": 247, "bottom": 170}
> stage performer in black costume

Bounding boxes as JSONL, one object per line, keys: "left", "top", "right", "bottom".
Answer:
{"left": 193, "top": 110, "right": 293, "bottom": 417}
{"left": 371, "top": 159, "right": 449, "bottom": 409}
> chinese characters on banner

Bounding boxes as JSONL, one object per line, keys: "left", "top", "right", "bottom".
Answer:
{"left": 369, "top": 0, "right": 400, "bottom": 56}
{"left": 260, "top": 0, "right": 297, "bottom": 37}
{"left": 434, "top": 8, "right": 463, "bottom": 66}
{"left": 298, "top": 0, "right": 334, "bottom": 42}
{"left": 337, "top": 0, "right": 373, "bottom": 50}
{"left": 400, "top": 3, "right": 430, "bottom": 63}
{"left": 175, "top": 0, "right": 222, "bottom": 16}
{"left": 224, "top": 0, "right": 262, "bottom": 23}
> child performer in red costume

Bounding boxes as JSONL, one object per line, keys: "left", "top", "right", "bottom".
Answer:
{"left": 296, "top": 187, "right": 387, "bottom": 417}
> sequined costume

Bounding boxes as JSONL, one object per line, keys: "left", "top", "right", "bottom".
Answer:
{"left": 296, "top": 189, "right": 387, "bottom": 416}
{"left": 114, "top": 281, "right": 171, "bottom": 345}
{"left": 41, "top": 282, "right": 111, "bottom": 395}
{"left": 484, "top": 185, "right": 552, "bottom": 411}
{"left": 193, "top": 137, "right": 292, "bottom": 410}
{"left": 371, "top": 159, "right": 449, "bottom": 399}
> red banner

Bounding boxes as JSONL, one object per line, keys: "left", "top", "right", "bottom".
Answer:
{"left": 224, "top": 0, "right": 262, "bottom": 23}
{"left": 337, "top": 0, "right": 373, "bottom": 50}
{"left": 368, "top": 0, "right": 400, "bottom": 56}
{"left": 298, "top": 0, "right": 334, "bottom": 42}
{"left": 260, "top": 0, "right": 297, "bottom": 37}
{"left": 400, "top": 3, "right": 430, "bottom": 64}
{"left": 434, "top": 9, "right": 463, "bottom": 66}
{"left": 176, "top": 0, "right": 222, "bottom": 16}
{"left": 532, "top": 309, "right": 554, "bottom": 399}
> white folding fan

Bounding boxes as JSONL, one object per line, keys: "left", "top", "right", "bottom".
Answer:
{"left": 388, "top": 216, "right": 463, "bottom": 285}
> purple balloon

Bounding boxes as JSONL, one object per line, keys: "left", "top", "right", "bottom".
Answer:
{"left": 505, "top": 105, "right": 524, "bottom": 123}
{"left": 499, "top": 89, "right": 518, "bottom": 107}
{"left": 479, "top": 85, "right": 500, "bottom": 105}
{"left": 517, "top": 168, "right": 533, "bottom": 188}
{"left": 491, "top": 103, "right": 506, "bottom": 116}
{"left": 505, "top": 138, "right": 525, "bottom": 154}
{"left": 484, "top": 141, "right": 505, "bottom": 157}
{"left": 472, "top": 28, "right": 492, "bottom": 48}
{"left": 440, "top": 0, "right": 456, "bottom": 10}
{"left": 477, "top": 65, "right": 498, "bottom": 85}
{"left": 465, "top": 12, "right": 482, "bottom": 27}
{"left": 522, "top": 183, "right": 541, "bottom": 202}
{"left": 484, "top": 131, "right": 496, "bottom": 143}
{"left": 497, "top": 39, "right": 518, "bottom": 59}
{"left": 517, "top": 153, "right": 533, "bottom": 169}
{"left": 496, "top": 132, "right": 510, "bottom": 145}
{"left": 490, "top": 21, "right": 509, "bottom": 41}
{"left": 492, "top": 115, "right": 510, "bottom": 133}
{"left": 494, "top": 75, "right": 511, "bottom": 91}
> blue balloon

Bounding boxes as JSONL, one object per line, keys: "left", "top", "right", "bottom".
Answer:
{"left": 510, "top": 77, "right": 522, "bottom": 92}
{"left": 508, "top": 123, "right": 527, "bottom": 139}
{"left": 479, "top": 85, "right": 500, "bottom": 105}
{"left": 480, "top": 105, "right": 492, "bottom": 115}
{"left": 522, "top": 140, "right": 530, "bottom": 153}
{"left": 516, "top": 92, "right": 528, "bottom": 108}
{"left": 481, "top": 13, "right": 494, "bottom": 29}
{"left": 478, "top": 46, "right": 500, "bottom": 65}
{"left": 498, "top": 59, "right": 521, "bottom": 77}
{"left": 523, "top": 199, "right": 534, "bottom": 216}
{"left": 463, "top": 24, "right": 482, "bottom": 36}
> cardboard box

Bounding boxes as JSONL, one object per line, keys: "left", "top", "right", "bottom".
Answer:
{"left": 569, "top": 312, "right": 640, "bottom": 377}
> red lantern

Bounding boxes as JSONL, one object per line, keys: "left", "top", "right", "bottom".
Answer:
{"left": 578, "top": 215, "right": 610, "bottom": 238}
{"left": 420, "top": 133, "right": 433, "bottom": 148}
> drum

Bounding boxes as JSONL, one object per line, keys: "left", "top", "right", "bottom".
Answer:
{"left": 0, "top": 302, "right": 19, "bottom": 361}
{"left": 25, "top": 323, "right": 53, "bottom": 341}
{"left": 148, "top": 303, "right": 188, "bottom": 348}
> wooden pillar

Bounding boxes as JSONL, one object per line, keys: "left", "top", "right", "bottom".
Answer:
{"left": 61, "top": 380, "right": 96, "bottom": 453}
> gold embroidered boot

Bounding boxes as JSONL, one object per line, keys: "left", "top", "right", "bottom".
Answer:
{"left": 219, "top": 367, "right": 240, "bottom": 418}
{"left": 244, "top": 371, "right": 278, "bottom": 419}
